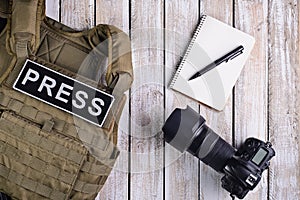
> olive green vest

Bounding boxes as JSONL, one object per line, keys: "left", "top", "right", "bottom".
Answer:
{"left": 0, "top": 0, "right": 133, "bottom": 199}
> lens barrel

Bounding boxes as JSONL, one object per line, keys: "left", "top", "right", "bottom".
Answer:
{"left": 163, "top": 106, "right": 236, "bottom": 172}
{"left": 188, "top": 124, "right": 236, "bottom": 172}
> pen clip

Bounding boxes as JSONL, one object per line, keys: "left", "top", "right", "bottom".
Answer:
{"left": 227, "top": 49, "right": 244, "bottom": 62}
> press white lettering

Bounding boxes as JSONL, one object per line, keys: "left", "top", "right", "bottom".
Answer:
{"left": 88, "top": 98, "right": 104, "bottom": 116}
{"left": 55, "top": 83, "right": 73, "bottom": 103}
{"left": 38, "top": 76, "right": 57, "bottom": 96}
{"left": 14, "top": 60, "right": 114, "bottom": 127}
{"left": 72, "top": 91, "right": 88, "bottom": 109}
{"left": 21, "top": 68, "right": 39, "bottom": 85}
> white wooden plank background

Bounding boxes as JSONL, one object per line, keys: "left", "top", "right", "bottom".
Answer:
{"left": 46, "top": 0, "right": 299, "bottom": 199}
{"left": 200, "top": 1, "right": 233, "bottom": 199}
{"left": 165, "top": 1, "right": 199, "bottom": 200}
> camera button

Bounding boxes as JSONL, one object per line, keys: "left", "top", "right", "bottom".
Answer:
{"left": 242, "top": 152, "right": 250, "bottom": 160}
{"left": 246, "top": 140, "right": 254, "bottom": 148}
{"left": 246, "top": 174, "right": 258, "bottom": 186}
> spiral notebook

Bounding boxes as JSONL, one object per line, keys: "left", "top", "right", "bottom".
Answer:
{"left": 170, "top": 15, "right": 255, "bottom": 111}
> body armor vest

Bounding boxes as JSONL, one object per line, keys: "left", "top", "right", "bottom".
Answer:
{"left": 0, "top": 0, "right": 133, "bottom": 199}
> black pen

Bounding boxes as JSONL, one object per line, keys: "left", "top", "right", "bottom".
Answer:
{"left": 188, "top": 45, "right": 244, "bottom": 81}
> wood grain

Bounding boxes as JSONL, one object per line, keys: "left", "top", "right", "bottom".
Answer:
{"left": 96, "top": 0, "right": 129, "bottom": 32}
{"left": 164, "top": 0, "right": 200, "bottom": 199}
{"left": 44, "top": 1, "right": 300, "bottom": 199}
{"left": 130, "top": 0, "right": 164, "bottom": 199}
{"left": 46, "top": 0, "right": 59, "bottom": 20}
{"left": 95, "top": 0, "right": 130, "bottom": 199}
{"left": 268, "top": 0, "right": 300, "bottom": 199}
{"left": 199, "top": 1, "right": 233, "bottom": 199}
{"left": 234, "top": 0, "right": 269, "bottom": 199}
{"left": 61, "top": 0, "right": 94, "bottom": 30}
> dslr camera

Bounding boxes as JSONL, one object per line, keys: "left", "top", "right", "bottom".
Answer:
{"left": 162, "top": 106, "right": 275, "bottom": 199}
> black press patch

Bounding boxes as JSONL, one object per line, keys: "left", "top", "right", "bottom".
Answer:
{"left": 13, "top": 59, "right": 114, "bottom": 127}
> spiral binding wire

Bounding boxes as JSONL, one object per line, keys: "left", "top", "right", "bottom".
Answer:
{"left": 169, "top": 15, "right": 207, "bottom": 88}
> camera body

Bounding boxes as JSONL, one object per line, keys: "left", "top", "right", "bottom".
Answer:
{"left": 221, "top": 138, "right": 275, "bottom": 199}
{"left": 162, "top": 106, "right": 275, "bottom": 199}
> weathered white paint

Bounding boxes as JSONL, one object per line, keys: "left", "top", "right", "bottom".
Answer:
{"left": 165, "top": 0, "right": 200, "bottom": 199}
{"left": 46, "top": 0, "right": 59, "bottom": 20}
{"left": 268, "top": 0, "right": 300, "bottom": 199}
{"left": 234, "top": 0, "right": 269, "bottom": 199}
{"left": 61, "top": 0, "right": 94, "bottom": 30}
{"left": 44, "top": 1, "right": 300, "bottom": 200}
{"left": 95, "top": 0, "right": 130, "bottom": 199}
{"left": 129, "top": 0, "right": 164, "bottom": 199}
{"left": 199, "top": 1, "right": 233, "bottom": 199}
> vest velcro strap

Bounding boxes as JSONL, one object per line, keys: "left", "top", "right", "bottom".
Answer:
{"left": 42, "top": 120, "right": 54, "bottom": 132}
{"left": 14, "top": 39, "right": 29, "bottom": 58}
{"left": 0, "top": 92, "right": 11, "bottom": 107}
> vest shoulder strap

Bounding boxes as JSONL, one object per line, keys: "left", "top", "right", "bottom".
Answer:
{"left": 6, "top": 0, "right": 45, "bottom": 57}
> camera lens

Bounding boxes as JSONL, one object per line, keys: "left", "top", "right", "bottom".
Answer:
{"left": 163, "top": 106, "right": 236, "bottom": 172}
